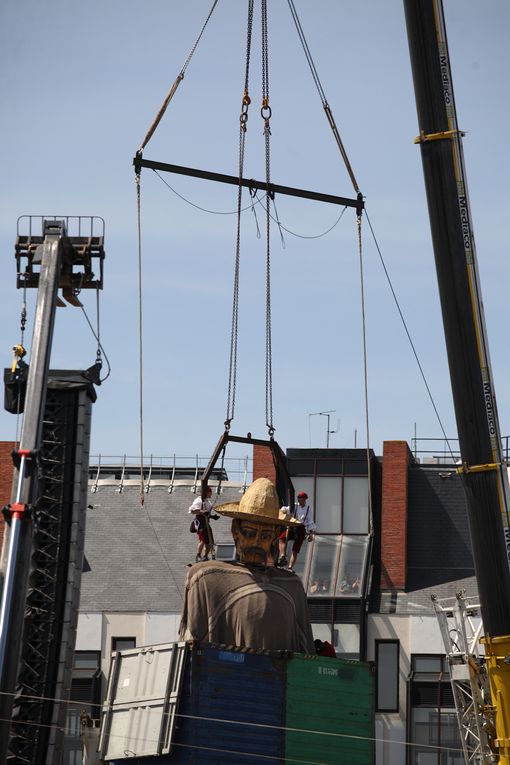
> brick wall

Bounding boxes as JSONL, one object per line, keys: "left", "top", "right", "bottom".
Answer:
{"left": 380, "top": 440, "right": 413, "bottom": 590}
{"left": 252, "top": 445, "right": 276, "bottom": 483}
{"left": 0, "top": 442, "right": 15, "bottom": 553}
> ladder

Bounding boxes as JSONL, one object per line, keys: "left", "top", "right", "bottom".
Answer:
{"left": 432, "top": 592, "right": 497, "bottom": 764}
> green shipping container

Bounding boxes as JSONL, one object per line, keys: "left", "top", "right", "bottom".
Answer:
{"left": 285, "top": 654, "right": 375, "bottom": 765}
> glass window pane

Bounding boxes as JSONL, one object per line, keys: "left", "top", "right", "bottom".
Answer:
{"left": 292, "top": 477, "right": 315, "bottom": 509}
{"left": 284, "top": 537, "right": 310, "bottom": 584}
{"left": 312, "top": 623, "right": 332, "bottom": 644}
{"left": 343, "top": 477, "right": 369, "bottom": 533}
{"left": 74, "top": 652, "right": 100, "bottom": 670}
{"left": 112, "top": 638, "right": 136, "bottom": 652}
{"left": 307, "top": 535, "right": 340, "bottom": 596}
{"left": 376, "top": 641, "right": 399, "bottom": 711}
{"left": 413, "top": 657, "right": 443, "bottom": 673}
{"left": 333, "top": 623, "right": 360, "bottom": 660}
{"left": 410, "top": 708, "right": 439, "bottom": 765}
{"left": 336, "top": 536, "right": 368, "bottom": 597}
{"left": 316, "top": 477, "right": 342, "bottom": 533}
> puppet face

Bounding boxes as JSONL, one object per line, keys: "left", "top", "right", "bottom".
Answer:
{"left": 232, "top": 520, "right": 278, "bottom": 565}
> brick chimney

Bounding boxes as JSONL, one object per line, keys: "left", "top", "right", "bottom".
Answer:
{"left": 252, "top": 445, "right": 276, "bottom": 483}
{"left": 0, "top": 442, "right": 15, "bottom": 553}
{"left": 380, "top": 440, "right": 413, "bottom": 590}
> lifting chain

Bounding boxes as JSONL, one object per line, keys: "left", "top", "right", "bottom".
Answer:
{"left": 261, "top": 0, "right": 275, "bottom": 437}
{"left": 12, "top": 282, "right": 28, "bottom": 373}
{"left": 225, "top": 0, "right": 255, "bottom": 433}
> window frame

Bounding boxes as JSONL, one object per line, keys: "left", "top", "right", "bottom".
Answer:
{"left": 375, "top": 639, "right": 400, "bottom": 713}
{"left": 111, "top": 636, "right": 136, "bottom": 653}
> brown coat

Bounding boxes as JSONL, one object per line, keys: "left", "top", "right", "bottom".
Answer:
{"left": 179, "top": 560, "right": 315, "bottom": 653}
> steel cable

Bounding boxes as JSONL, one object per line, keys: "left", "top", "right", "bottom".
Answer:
{"left": 285, "top": 0, "right": 360, "bottom": 195}
{"left": 138, "top": 0, "right": 220, "bottom": 153}
{"left": 0, "top": 698, "right": 468, "bottom": 760}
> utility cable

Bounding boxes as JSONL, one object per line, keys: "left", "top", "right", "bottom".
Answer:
{"left": 0, "top": 701, "right": 469, "bottom": 760}
{"left": 138, "top": 0, "right": 220, "bottom": 153}
{"left": 79, "top": 304, "right": 111, "bottom": 382}
{"left": 153, "top": 170, "right": 347, "bottom": 240}
{"left": 153, "top": 169, "right": 266, "bottom": 216}
{"left": 268, "top": 195, "right": 347, "bottom": 241}
{"left": 285, "top": 0, "right": 360, "bottom": 195}
{"left": 365, "top": 208, "right": 455, "bottom": 460}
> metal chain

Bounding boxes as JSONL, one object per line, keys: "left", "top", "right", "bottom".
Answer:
{"left": 20, "top": 282, "right": 27, "bottom": 347}
{"left": 261, "top": 0, "right": 274, "bottom": 436}
{"left": 95, "top": 285, "right": 103, "bottom": 367}
{"left": 225, "top": 0, "right": 254, "bottom": 431}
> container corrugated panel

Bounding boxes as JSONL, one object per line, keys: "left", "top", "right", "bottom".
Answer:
{"left": 285, "top": 654, "right": 375, "bottom": 765}
{"left": 111, "top": 644, "right": 286, "bottom": 765}
{"left": 100, "top": 642, "right": 187, "bottom": 761}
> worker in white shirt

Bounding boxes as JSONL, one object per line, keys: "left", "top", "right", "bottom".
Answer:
{"left": 189, "top": 486, "right": 219, "bottom": 562}
{"left": 278, "top": 491, "right": 316, "bottom": 570}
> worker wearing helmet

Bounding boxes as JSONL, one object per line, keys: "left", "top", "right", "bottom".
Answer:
{"left": 278, "top": 491, "right": 316, "bottom": 570}
{"left": 179, "top": 478, "right": 314, "bottom": 653}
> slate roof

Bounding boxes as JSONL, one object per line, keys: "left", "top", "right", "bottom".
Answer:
{"left": 81, "top": 463, "right": 481, "bottom": 619}
{"left": 80, "top": 483, "right": 242, "bottom": 612}
{"left": 370, "top": 463, "right": 478, "bottom": 615}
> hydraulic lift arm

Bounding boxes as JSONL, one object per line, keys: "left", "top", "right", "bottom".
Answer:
{"left": 0, "top": 223, "right": 65, "bottom": 759}
{"left": 0, "top": 217, "right": 105, "bottom": 763}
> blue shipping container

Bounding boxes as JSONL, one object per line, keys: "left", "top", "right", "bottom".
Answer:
{"left": 111, "top": 644, "right": 286, "bottom": 765}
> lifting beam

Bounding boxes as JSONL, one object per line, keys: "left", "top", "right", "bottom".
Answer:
{"left": 133, "top": 155, "right": 364, "bottom": 214}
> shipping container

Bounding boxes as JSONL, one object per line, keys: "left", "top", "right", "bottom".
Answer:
{"left": 285, "top": 654, "right": 375, "bottom": 765}
{"left": 102, "top": 643, "right": 375, "bottom": 765}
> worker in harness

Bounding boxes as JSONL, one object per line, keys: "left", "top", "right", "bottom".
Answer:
{"left": 278, "top": 491, "right": 316, "bottom": 570}
{"left": 188, "top": 486, "right": 219, "bottom": 562}
{"left": 179, "top": 477, "right": 314, "bottom": 653}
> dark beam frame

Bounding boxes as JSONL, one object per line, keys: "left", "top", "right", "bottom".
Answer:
{"left": 134, "top": 156, "right": 363, "bottom": 213}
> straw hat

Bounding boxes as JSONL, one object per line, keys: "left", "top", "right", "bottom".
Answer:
{"left": 216, "top": 477, "right": 301, "bottom": 526}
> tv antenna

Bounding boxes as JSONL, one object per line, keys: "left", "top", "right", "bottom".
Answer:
{"left": 308, "top": 410, "right": 339, "bottom": 448}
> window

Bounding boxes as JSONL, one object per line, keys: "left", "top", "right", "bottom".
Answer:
{"left": 316, "top": 477, "right": 342, "bottom": 532}
{"left": 376, "top": 640, "right": 399, "bottom": 712}
{"left": 343, "top": 477, "right": 369, "bottom": 533}
{"left": 112, "top": 637, "right": 136, "bottom": 652}
{"left": 336, "top": 536, "right": 368, "bottom": 597}
{"left": 409, "top": 655, "right": 462, "bottom": 764}
{"left": 307, "top": 535, "right": 340, "bottom": 596}
{"left": 333, "top": 623, "right": 360, "bottom": 660}
{"left": 63, "top": 651, "right": 101, "bottom": 765}
{"left": 289, "top": 454, "right": 371, "bottom": 600}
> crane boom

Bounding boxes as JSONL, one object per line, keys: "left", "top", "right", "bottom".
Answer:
{"left": 404, "top": 0, "right": 510, "bottom": 760}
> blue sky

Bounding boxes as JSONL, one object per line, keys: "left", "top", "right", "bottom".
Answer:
{"left": 1, "top": 1, "right": 509, "bottom": 463}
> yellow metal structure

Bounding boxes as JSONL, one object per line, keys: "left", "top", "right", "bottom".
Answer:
{"left": 482, "top": 634, "right": 510, "bottom": 763}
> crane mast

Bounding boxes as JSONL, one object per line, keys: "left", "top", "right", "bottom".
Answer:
{"left": 404, "top": 1, "right": 510, "bottom": 761}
